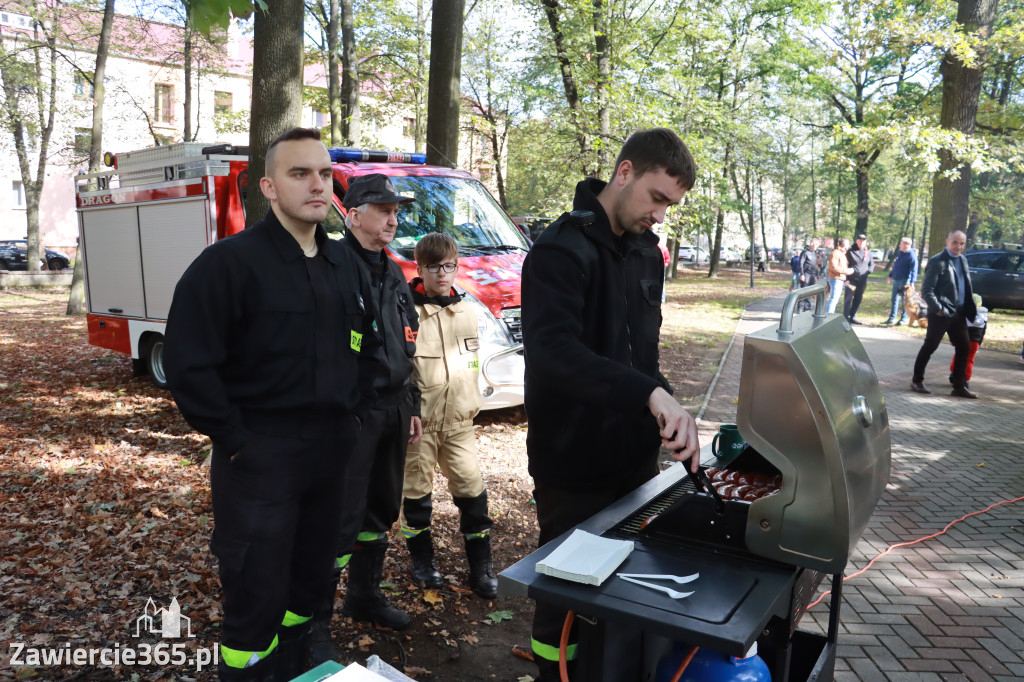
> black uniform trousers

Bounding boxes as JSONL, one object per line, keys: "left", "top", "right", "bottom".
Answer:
{"left": 843, "top": 273, "right": 870, "bottom": 320}
{"left": 913, "top": 308, "right": 971, "bottom": 388}
{"left": 337, "top": 391, "right": 413, "bottom": 556}
{"left": 210, "top": 414, "right": 359, "bottom": 653}
{"left": 531, "top": 463, "right": 658, "bottom": 681}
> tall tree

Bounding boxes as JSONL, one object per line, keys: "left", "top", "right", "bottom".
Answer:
{"left": 426, "top": 0, "right": 465, "bottom": 166}
{"left": 0, "top": 1, "right": 61, "bottom": 273}
{"left": 69, "top": 0, "right": 117, "bottom": 316}
{"left": 244, "top": 0, "right": 305, "bottom": 224}
{"left": 929, "top": 0, "right": 1000, "bottom": 253}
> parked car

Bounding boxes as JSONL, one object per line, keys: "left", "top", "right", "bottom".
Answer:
{"left": 678, "top": 245, "right": 709, "bottom": 262}
{"left": 720, "top": 247, "right": 742, "bottom": 262}
{"left": 965, "top": 248, "right": 1024, "bottom": 311}
{"left": 870, "top": 248, "right": 884, "bottom": 261}
{"left": 0, "top": 240, "right": 70, "bottom": 271}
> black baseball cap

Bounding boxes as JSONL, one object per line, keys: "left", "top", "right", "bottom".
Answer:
{"left": 855, "top": 233, "right": 868, "bottom": 240}
{"left": 342, "top": 173, "right": 415, "bottom": 209}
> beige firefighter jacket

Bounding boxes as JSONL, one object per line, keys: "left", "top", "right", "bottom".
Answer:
{"left": 412, "top": 298, "right": 481, "bottom": 433}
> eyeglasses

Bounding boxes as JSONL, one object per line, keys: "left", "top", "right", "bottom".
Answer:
{"left": 424, "top": 262, "right": 458, "bottom": 273}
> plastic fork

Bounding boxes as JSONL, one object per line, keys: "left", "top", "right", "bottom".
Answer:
{"left": 617, "top": 575, "right": 694, "bottom": 599}
{"left": 616, "top": 572, "right": 699, "bottom": 585}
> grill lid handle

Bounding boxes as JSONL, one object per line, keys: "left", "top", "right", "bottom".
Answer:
{"left": 778, "top": 283, "right": 828, "bottom": 336}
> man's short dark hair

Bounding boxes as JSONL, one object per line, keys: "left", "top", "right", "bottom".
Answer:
{"left": 265, "top": 127, "right": 324, "bottom": 176}
{"left": 612, "top": 128, "right": 696, "bottom": 191}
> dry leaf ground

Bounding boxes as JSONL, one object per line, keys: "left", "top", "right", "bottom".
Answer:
{"left": 0, "top": 269, "right": 788, "bottom": 681}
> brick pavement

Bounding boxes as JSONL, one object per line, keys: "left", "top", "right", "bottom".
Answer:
{"left": 697, "top": 292, "right": 1024, "bottom": 682}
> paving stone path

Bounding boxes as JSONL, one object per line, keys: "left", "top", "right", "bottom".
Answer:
{"left": 698, "top": 292, "right": 1024, "bottom": 682}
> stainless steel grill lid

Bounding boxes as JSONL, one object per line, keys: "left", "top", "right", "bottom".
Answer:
{"left": 734, "top": 284, "right": 891, "bottom": 573}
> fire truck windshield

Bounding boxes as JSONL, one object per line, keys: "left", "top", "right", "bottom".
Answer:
{"left": 382, "top": 176, "right": 530, "bottom": 259}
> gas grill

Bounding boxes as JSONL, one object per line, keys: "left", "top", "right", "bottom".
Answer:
{"left": 500, "top": 284, "right": 891, "bottom": 681}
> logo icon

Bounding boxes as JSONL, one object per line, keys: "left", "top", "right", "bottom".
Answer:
{"left": 132, "top": 597, "right": 194, "bottom": 639}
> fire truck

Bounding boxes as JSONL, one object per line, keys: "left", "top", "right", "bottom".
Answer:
{"left": 74, "top": 142, "right": 526, "bottom": 409}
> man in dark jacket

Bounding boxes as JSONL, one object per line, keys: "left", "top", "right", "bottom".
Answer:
{"left": 911, "top": 230, "right": 978, "bottom": 398}
{"left": 796, "top": 237, "right": 821, "bottom": 312}
{"left": 164, "top": 128, "right": 377, "bottom": 681}
{"left": 843, "top": 233, "right": 874, "bottom": 324}
{"left": 329, "top": 174, "right": 423, "bottom": 639}
{"left": 884, "top": 237, "right": 918, "bottom": 325}
{"left": 521, "top": 128, "right": 700, "bottom": 682}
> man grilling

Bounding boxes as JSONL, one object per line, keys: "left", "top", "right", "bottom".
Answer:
{"left": 521, "top": 128, "right": 701, "bottom": 681}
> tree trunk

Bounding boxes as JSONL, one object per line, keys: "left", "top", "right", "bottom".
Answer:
{"left": 340, "top": 0, "right": 359, "bottom": 145}
{"left": 69, "top": 0, "right": 116, "bottom": 316}
{"left": 541, "top": 0, "right": 590, "bottom": 172}
{"left": 426, "top": 0, "right": 465, "bottom": 167}
{"left": 245, "top": 0, "right": 305, "bottom": 226}
{"left": 592, "top": 0, "right": 610, "bottom": 175}
{"left": 758, "top": 177, "right": 770, "bottom": 272}
{"left": 328, "top": 0, "right": 342, "bottom": 145}
{"left": 183, "top": 20, "right": 193, "bottom": 141}
{"left": 929, "top": 0, "right": 999, "bottom": 255}
{"left": 854, "top": 151, "right": 872, "bottom": 235}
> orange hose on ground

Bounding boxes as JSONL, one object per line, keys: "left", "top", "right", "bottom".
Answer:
{"left": 560, "top": 610, "right": 575, "bottom": 682}
{"left": 808, "top": 494, "right": 1024, "bottom": 610}
{"left": 670, "top": 645, "right": 699, "bottom": 682}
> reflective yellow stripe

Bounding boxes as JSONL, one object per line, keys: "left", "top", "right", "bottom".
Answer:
{"left": 336, "top": 554, "right": 351, "bottom": 570}
{"left": 357, "top": 531, "right": 385, "bottom": 543}
{"left": 464, "top": 531, "right": 490, "bottom": 540}
{"left": 531, "top": 637, "right": 576, "bottom": 662}
{"left": 220, "top": 635, "right": 278, "bottom": 669}
{"left": 401, "top": 526, "right": 426, "bottom": 539}
{"left": 282, "top": 610, "right": 310, "bottom": 627}
{"left": 350, "top": 331, "right": 363, "bottom": 352}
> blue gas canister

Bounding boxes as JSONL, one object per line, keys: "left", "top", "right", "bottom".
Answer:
{"left": 655, "top": 642, "right": 771, "bottom": 682}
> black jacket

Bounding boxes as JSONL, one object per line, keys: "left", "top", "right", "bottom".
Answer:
{"left": 164, "top": 211, "right": 377, "bottom": 456}
{"left": 522, "top": 179, "right": 671, "bottom": 490}
{"left": 846, "top": 244, "right": 874, "bottom": 278}
{"left": 921, "top": 249, "right": 977, "bottom": 319}
{"left": 343, "top": 233, "right": 419, "bottom": 412}
{"left": 799, "top": 246, "right": 819, "bottom": 282}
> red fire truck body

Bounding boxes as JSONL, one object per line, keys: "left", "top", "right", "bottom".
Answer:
{"left": 74, "top": 143, "right": 525, "bottom": 409}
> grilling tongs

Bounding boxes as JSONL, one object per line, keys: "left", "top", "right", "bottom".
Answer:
{"left": 657, "top": 414, "right": 726, "bottom": 514}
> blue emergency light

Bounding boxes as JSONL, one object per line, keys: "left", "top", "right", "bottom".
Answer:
{"left": 329, "top": 148, "right": 427, "bottom": 164}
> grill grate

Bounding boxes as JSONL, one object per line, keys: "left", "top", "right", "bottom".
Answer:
{"left": 610, "top": 478, "right": 698, "bottom": 537}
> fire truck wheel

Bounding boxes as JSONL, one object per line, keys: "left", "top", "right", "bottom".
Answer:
{"left": 144, "top": 336, "right": 168, "bottom": 389}
{"left": 0, "top": 259, "right": 9, "bottom": 271}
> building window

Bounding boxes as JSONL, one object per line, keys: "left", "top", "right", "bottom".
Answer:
{"left": 154, "top": 84, "right": 173, "bottom": 123}
{"left": 215, "top": 91, "right": 232, "bottom": 115}
{"left": 75, "top": 128, "right": 92, "bottom": 155}
{"left": 73, "top": 73, "right": 94, "bottom": 99}
{"left": 12, "top": 181, "right": 26, "bottom": 208}
{"left": 312, "top": 108, "right": 328, "bottom": 128}
{"left": 403, "top": 117, "right": 416, "bottom": 138}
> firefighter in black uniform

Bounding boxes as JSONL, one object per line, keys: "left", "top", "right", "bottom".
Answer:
{"left": 313, "top": 174, "right": 421, "bottom": 651}
{"left": 164, "top": 128, "right": 377, "bottom": 681}
{"left": 521, "top": 128, "right": 701, "bottom": 682}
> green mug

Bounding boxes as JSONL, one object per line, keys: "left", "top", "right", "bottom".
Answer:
{"left": 712, "top": 424, "right": 746, "bottom": 458}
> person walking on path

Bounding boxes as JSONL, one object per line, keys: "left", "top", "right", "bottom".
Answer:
{"left": 843, "top": 233, "right": 874, "bottom": 324}
{"left": 163, "top": 127, "right": 377, "bottom": 681}
{"left": 826, "top": 238, "right": 855, "bottom": 314}
{"left": 521, "top": 128, "right": 701, "bottom": 681}
{"left": 883, "top": 237, "right": 919, "bottom": 325}
{"left": 797, "top": 237, "right": 821, "bottom": 312}
{"left": 399, "top": 233, "right": 497, "bottom": 599}
{"left": 911, "top": 230, "right": 978, "bottom": 399}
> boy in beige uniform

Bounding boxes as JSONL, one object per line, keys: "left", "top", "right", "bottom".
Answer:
{"left": 400, "top": 233, "right": 497, "bottom": 598}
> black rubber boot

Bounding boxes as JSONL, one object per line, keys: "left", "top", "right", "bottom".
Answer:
{"left": 309, "top": 566, "right": 341, "bottom": 666}
{"left": 340, "top": 539, "right": 412, "bottom": 630}
{"left": 465, "top": 535, "right": 498, "bottom": 599}
{"left": 406, "top": 530, "right": 444, "bottom": 588}
{"left": 216, "top": 649, "right": 280, "bottom": 682}
{"left": 276, "top": 622, "right": 312, "bottom": 680}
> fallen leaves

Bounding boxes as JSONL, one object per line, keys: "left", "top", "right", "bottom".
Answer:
{"left": 422, "top": 589, "right": 443, "bottom": 605}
